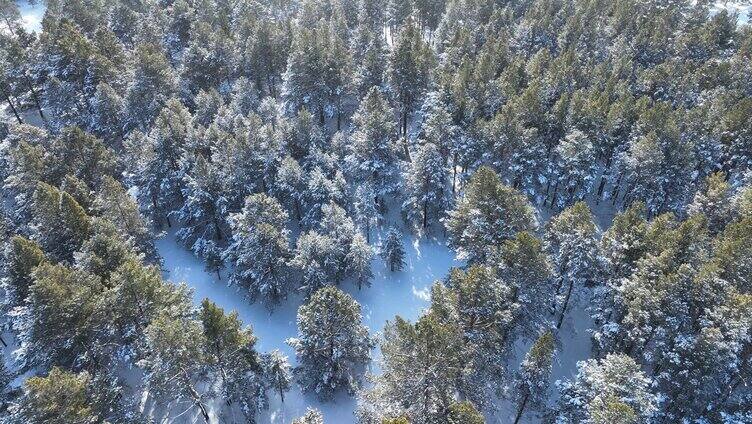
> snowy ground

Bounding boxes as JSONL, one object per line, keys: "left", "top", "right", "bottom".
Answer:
{"left": 16, "top": 1, "right": 44, "bottom": 33}
{"left": 156, "top": 228, "right": 462, "bottom": 423}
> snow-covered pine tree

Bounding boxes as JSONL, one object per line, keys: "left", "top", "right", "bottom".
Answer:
{"left": 493, "top": 232, "right": 554, "bottom": 340}
{"left": 687, "top": 171, "right": 733, "bottom": 235}
{"left": 360, "top": 312, "right": 464, "bottom": 424}
{"left": 550, "top": 128, "right": 597, "bottom": 208}
{"left": 2, "top": 236, "right": 45, "bottom": 310}
{"left": 353, "top": 182, "right": 379, "bottom": 243}
{"left": 287, "top": 286, "right": 373, "bottom": 399}
{"left": 141, "top": 313, "right": 211, "bottom": 424}
{"left": 555, "top": 354, "right": 657, "bottom": 424}
{"left": 346, "top": 87, "right": 400, "bottom": 202}
{"left": 123, "top": 43, "right": 178, "bottom": 132}
{"left": 175, "top": 155, "right": 228, "bottom": 263}
{"left": 402, "top": 142, "right": 451, "bottom": 230}
{"left": 380, "top": 227, "right": 405, "bottom": 272}
{"left": 30, "top": 182, "right": 91, "bottom": 263}
{"left": 347, "top": 234, "right": 374, "bottom": 289}
{"left": 445, "top": 166, "right": 537, "bottom": 262}
{"left": 262, "top": 350, "right": 292, "bottom": 403}
{"left": 127, "top": 99, "right": 192, "bottom": 228}
{"left": 199, "top": 299, "right": 267, "bottom": 419}
{"left": 513, "top": 331, "right": 554, "bottom": 424}
{"left": 545, "top": 201, "right": 601, "bottom": 329}
{"left": 94, "top": 176, "right": 156, "bottom": 259}
{"left": 225, "top": 194, "right": 292, "bottom": 308}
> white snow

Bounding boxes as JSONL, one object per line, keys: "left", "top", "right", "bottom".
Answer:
{"left": 156, "top": 228, "right": 462, "bottom": 423}
{"left": 16, "top": 1, "right": 44, "bottom": 33}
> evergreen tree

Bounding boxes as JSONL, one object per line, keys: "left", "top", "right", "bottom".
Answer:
{"left": 348, "top": 234, "right": 374, "bottom": 289}
{"left": 402, "top": 142, "right": 450, "bottom": 229}
{"left": 262, "top": 350, "right": 292, "bottom": 403}
{"left": 545, "top": 202, "right": 601, "bottom": 329}
{"left": 225, "top": 194, "right": 292, "bottom": 308}
{"left": 124, "top": 44, "right": 178, "bottom": 131}
{"left": 360, "top": 312, "right": 464, "bottom": 424}
{"left": 346, "top": 88, "right": 400, "bottom": 200}
{"left": 555, "top": 354, "right": 657, "bottom": 424}
{"left": 380, "top": 227, "right": 406, "bottom": 272}
{"left": 513, "top": 331, "right": 554, "bottom": 424}
{"left": 445, "top": 166, "right": 537, "bottom": 262}
{"left": 287, "top": 286, "right": 373, "bottom": 399}
{"left": 30, "top": 182, "right": 91, "bottom": 263}
{"left": 687, "top": 171, "right": 733, "bottom": 235}
{"left": 388, "top": 22, "right": 433, "bottom": 138}
{"left": 199, "top": 299, "right": 267, "bottom": 419}
{"left": 493, "top": 232, "right": 554, "bottom": 339}
{"left": 175, "top": 155, "right": 228, "bottom": 263}
{"left": 15, "top": 368, "right": 98, "bottom": 424}
{"left": 19, "top": 263, "right": 107, "bottom": 370}
{"left": 550, "top": 129, "right": 597, "bottom": 208}
{"left": 94, "top": 176, "right": 156, "bottom": 259}
{"left": 353, "top": 182, "right": 379, "bottom": 242}
{"left": 141, "top": 314, "right": 211, "bottom": 424}
{"left": 127, "top": 100, "right": 192, "bottom": 227}
{"left": 2, "top": 236, "right": 45, "bottom": 309}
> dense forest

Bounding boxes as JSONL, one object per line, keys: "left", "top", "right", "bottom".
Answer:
{"left": 0, "top": 0, "right": 751, "bottom": 423}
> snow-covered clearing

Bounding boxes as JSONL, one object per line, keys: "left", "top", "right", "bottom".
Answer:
{"left": 157, "top": 228, "right": 462, "bottom": 423}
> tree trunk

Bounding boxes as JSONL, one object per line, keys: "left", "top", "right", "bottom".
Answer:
{"left": 23, "top": 73, "right": 46, "bottom": 124}
{"left": 452, "top": 152, "right": 458, "bottom": 194}
{"left": 513, "top": 393, "right": 529, "bottom": 424}
{"left": 1, "top": 86, "right": 23, "bottom": 124}
{"left": 423, "top": 200, "right": 428, "bottom": 228}
{"left": 557, "top": 278, "right": 575, "bottom": 329}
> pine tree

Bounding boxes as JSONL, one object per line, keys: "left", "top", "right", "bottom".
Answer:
{"left": 545, "top": 202, "right": 601, "bottom": 329}
{"left": 388, "top": 22, "right": 433, "bottom": 138}
{"left": 105, "top": 258, "right": 193, "bottom": 349}
{"left": 282, "top": 27, "right": 327, "bottom": 123}
{"left": 30, "top": 182, "right": 92, "bottom": 263}
{"left": 262, "top": 350, "right": 292, "bottom": 403}
{"left": 687, "top": 171, "right": 733, "bottom": 235}
{"left": 513, "top": 331, "right": 554, "bottom": 424}
{"left": 141, "top": 314, "right": 211, "bottom": 424}
{"left": 433, "top": 266, "right": 517, "bottom": 408}
{"left": 94, "top": 176, "right": 156, "bottom": 259}
{"left": 20, "top": 263, "right": 106, "bottom": 370}
{"left": 445, "top": 166, "right": 537, "bottom": 262}
{"left": 225, "top": 194, "right": 292, "bottom": 308}
{"left": 124, "top": 43, "right": 178, "bottom": 131}
{"left": 2, "top": 236, "right": 45, "bottom": 309}
{"left": 175, "top": 155, "right": 228, "bottom": 262}
{"left": 199, "top": 299, "right": 267, "bottom": 419}
{"left": 380, "top": 227, "right": 406, "bottom": 272}
{"left": 493, "top": 232, "right": 554, "bottom": 339}
{"left": 353, "top": 182, "right": 379, "bottom": 242}
{"left": 287, "top": 286, "right": 373, "bottom": 399}
{"left": 360, "top": 312, "right": 464, "bottom": 424}
{"left": 402, "top": 142, "right": 450, "bottom": 230}
{"left": 348, "top": 234, "right": 374, "bottom": 289}
{"left": 551, "top": 129, "right": 597, "bottom": 208}
{"left": 447, "top": 401, "right": 485, "bottom": 424}
{"left": 127, "top": 100, "right": 192, "bottom": 227}
{"left": 90, "top": 82, "right": 124, "bottom": 146}
{"left": 555, "top": 354, "right": 657, "bottom": 424}
{"left": 16, "top": 368, "right": 98, "bottom": 424}
{"left": 346, "top": 87, "right": 400, "bottom": 200}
